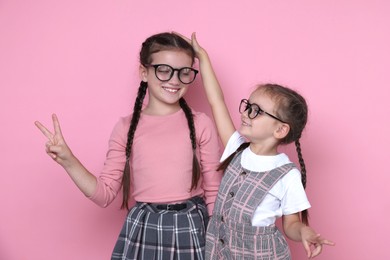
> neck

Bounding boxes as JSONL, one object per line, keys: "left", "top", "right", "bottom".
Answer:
{"left": 142, "top": 103, "right": 181, "bottom": 116}
{"left": 249, "top": 142, "right": 278, "bottom": 156}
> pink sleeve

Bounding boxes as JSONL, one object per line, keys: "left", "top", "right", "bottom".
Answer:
{"left": 196, "top": 113, "right": 223, "bottom": 215}
{"left": 88, "top": 116, "right": 134, "bottom": 208}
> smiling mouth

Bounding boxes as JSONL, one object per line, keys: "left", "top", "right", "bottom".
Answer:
{"left": 162, "top": 86, "right": 180, "bottom": 93}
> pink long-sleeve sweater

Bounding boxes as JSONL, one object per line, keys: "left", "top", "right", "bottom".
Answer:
{"left": 89, "top": 109, "right": 222, "bottom": 214}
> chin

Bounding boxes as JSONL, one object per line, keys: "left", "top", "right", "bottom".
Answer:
{"left": 238, "top": 128, "right": 248, "bottom": 137}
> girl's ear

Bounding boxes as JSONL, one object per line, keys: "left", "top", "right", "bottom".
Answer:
{"left": 274, "top": 123, "right": 290, "bottom": 140}
{"left": 139, "top": 65, "right": 148, "bottom": 82}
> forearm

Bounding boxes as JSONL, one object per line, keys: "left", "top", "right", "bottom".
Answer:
{"left": 283, "top": 212, "right": 312, "bottom": 242}
{"left": 284, "top": 220, "right": 308, "bottom": 242}
{"left": 61, "top": 154, "right": 97, "bottom": 197}
{"left": 197, "top": 50, "right": 235, "bottom": 146}
{"left": 197, "top": 51, "right": 225, "bottom": 107}
{"left": 283, "top": 213, "right": 335, "bottom": 258}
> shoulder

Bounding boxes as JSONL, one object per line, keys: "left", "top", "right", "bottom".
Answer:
{"left": 220, "top": 131, "right": 246, "bottom": 161}
{"left": 226, "top": 131, "right": 246, "bottom": 149}
{"left": 191, "top": 110, "right": 215, "bottom": 130}
{"left": 189, "top": 110, "right": 219, "bottom": 144}
{"left": 278, "top": 163, "right": 303, "bottom": 191}
{"left": 270, "top": 164, "right": 305, "bottom": 200}
{"left": 275, "top": 154, "right": 301, "bottom": 182}
{"left": 281, "top": 167, "right": 302, "bottom": 183}
{"left": 192, "top": 110, "right": 212, "bottom": 124}
{"left": 109, "top": 114, "right": 131, "bottom": 140}
{"left": 115, "top": 115, "right": 131, "bottom": 130}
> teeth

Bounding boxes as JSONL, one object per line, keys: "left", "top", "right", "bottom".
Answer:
{"left": 163, "top": 87, "right": 179, "bottom": 93}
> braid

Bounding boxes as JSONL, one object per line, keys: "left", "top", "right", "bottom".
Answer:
{"left": 295, "top": 138, "right": 309, "bottom": 225}
{"left": 179, "top": 98, "right": 201, "bottom": 190}
{"left": 218, "top": 142, "right": 250, "bottom": 172}
{"left": 295, "top": 139, "right": 306, "bottom": 188}
{"left": 121, "top": 81, "right": 148, "bottom": 210}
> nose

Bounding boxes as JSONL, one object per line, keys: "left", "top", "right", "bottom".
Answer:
{"left": 167, "top": 70, "right": 181, "bottom": 85}
{"left": 241, "top": 110, "right": 249, "bottom": 119}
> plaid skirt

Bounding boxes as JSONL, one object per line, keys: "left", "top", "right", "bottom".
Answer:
{"left": 111, "top": 196, "right": 209, "bottom": 260}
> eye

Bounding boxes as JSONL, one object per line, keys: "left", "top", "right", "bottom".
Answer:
{"left": 181, "top": 68, "right": 192, "bottom": 76}
{"left": 254, "top": 106, "right": 262, "bottom": 114}
{"left": 156, "top": 65, "right": 172, "bottom": 73}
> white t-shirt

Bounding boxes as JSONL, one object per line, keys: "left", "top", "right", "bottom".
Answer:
{"left": 221, "top": 131, "right": 311, "bottom": 227}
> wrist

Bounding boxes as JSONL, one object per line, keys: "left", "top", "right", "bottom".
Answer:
{"left": 197, "top": 49, "right": 209, "bottom": 60}
{"left": 61, "top": 152, "right": 78, "bottom": 170}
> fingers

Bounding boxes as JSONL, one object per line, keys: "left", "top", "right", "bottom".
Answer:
{"left": 45, "top": 141, "right": 58, "bottom": 160}
{"left": 36, "top": 114, "right": 71, "bottom": 165}
{"left": 172, "top": 31, "right": 202, "bottom": 51}
{"left": 172, "top": 31, "right": 191, "bottom": 43}
{"left": 305, "top": 235, "right": 335, "bottom": 258}
{"left": 35, "top": 114, "right": 64, "bottom": 141}
{"left": 191, "top": 32, "right": 201, "bottom": 48}
{"left": 35, "top": 120, "right": 54, "bottom": 142}
{"left": 310, "top": 244, "right": 322, "bottom": 258}
{"left": 52, "top": 113, "right": 63, "bottom": 137}
{"left": 45, "top": 139, "right": 71, "bottom": 163}
{"left": 321, "top": 239, "right": 336, "bottom": 246}
{"left": 314, "top": 234, "right": 335, "bottom": 246}
{"left": 302, "top": 240, "right": 312, "bottom": 258}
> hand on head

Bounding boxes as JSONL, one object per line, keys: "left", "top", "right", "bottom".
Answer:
{"left": 173, "top": 31, "right": 207, "bottom": 59}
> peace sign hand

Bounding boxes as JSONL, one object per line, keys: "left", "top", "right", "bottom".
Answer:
{"left": 35, "top": 114, "right": 74, "bottom": 168}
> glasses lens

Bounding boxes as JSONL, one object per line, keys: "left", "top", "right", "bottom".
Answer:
{"left": 248, "top": 105, "right": 259, "bottom": 119}
{"left": 179, "top": 68, "right": 197, "bottom": 84}
{"left": 239, "top": 99, "right": 262, "bottom": 119}
{"left": 155, "top": 65, "right": 173, "bottom": 81}
{"left": 239, "top": 100, "right": 250, "bottom": 114}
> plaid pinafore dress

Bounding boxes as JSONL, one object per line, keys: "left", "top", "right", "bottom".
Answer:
{"left": 206, "top": 151, "right": 295, "bottom": 260}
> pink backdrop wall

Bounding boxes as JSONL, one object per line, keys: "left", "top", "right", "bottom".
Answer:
{"left": 1, "top": 1, "right": 389, "bottom": 259}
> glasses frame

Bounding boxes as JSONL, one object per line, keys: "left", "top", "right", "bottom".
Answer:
{"left": 146, "top": 64, "right": 199, "bottom": 84}
{"left": 239, "top": 99, "right": 287, "bottom": 123}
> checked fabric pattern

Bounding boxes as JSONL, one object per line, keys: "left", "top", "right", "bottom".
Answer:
{"left": 206, "top": 151, "right": 295, "bottom": 260}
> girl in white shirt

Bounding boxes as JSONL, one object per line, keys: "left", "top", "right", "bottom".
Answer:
{"left": 178, "top": 32, "right": 334, "bottom": 259}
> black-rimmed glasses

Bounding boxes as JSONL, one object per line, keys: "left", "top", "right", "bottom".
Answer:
{"left": 146, "top": 64, "right": 198, "bottom": 84}
{"left": 239, "top": 99, "right": 287, "bottom": 123}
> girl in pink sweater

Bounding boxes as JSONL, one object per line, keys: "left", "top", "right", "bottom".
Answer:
{"left": 35, "top": 32, "right": 222, "bottom": 260}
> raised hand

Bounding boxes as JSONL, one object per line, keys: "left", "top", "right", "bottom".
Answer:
{"left": 35, "top": 114, "right": 97, "bottom": 196}
{"left": 173, "top": 32, "right": 206, "bottom": 59}
{"left": 35, "top": 114, "right": 74, "bottom": 167}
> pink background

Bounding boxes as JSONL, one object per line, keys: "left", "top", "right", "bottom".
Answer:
{"left": 1, "top": 1, "right": 389, "bottom": 259}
